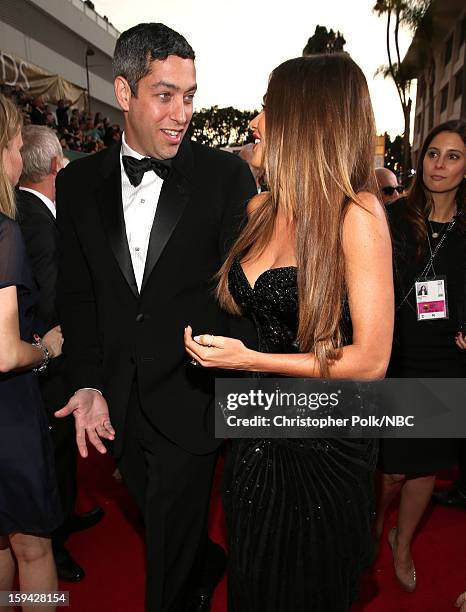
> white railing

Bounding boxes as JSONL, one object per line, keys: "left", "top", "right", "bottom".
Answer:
{"left": 69, "top": 0, "right": 119, "bottom": 38}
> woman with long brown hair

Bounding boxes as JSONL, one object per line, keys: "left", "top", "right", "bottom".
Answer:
{"left": 0, "top": 93, "right": 63, "bottom": 611}
{"left": 376, "top": 120, "right": 466, "bottom": 593}
{"left": 184, "top": 54, "right": 393, "bottom": 610}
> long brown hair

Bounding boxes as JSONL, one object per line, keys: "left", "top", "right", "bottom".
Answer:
{"left": 405, "top": 120, "right": 466, "bottom": 258}
{"left": 217, "top": 54, "right": 377, "bottom": 375}
{"left": 0, "top": 94, "right": 22, "bottom": 219}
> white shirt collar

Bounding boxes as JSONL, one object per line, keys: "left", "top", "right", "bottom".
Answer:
{"left": 19, "top": 187, "right": 56, "bottom": 219}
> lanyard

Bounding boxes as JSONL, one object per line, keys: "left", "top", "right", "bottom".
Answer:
{"left": 396, "top": 219, "right": 456, "bottom": 313}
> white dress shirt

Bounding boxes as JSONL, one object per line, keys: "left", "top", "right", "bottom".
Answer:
{"left": 19, "top": 187, "right": 56, "bottom": 219}
{"left": 120, "top": 132, "right": 164, "bottom": 291}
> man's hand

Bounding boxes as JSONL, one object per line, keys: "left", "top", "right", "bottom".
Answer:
{"left": 55, "top": 389, "right": 115, "bottom": 458}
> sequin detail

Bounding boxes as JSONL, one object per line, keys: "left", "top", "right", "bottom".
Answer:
{"left": 223, "top": 258, "right": 377, "bottom": 611}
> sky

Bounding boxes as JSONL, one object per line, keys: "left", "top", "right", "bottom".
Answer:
{"left": 93, "top": 0, "right": 417, "bottom": 138}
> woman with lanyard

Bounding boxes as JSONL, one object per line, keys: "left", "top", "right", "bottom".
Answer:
{"left": 375, "top": 120, "right": 466, "bottom": 593}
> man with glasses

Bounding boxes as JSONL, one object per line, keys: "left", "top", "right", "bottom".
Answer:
{"left": 376, "top": 167, "right": 404, "bottom": 205}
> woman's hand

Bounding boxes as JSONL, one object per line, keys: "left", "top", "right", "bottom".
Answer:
{"left": 42, "top": 325, "right": 63, "bottom": 358}
{"left": 455, "top": 331, "right": 466, "bottom": 350}
{"left": 184, "top": 325, "right": 252, "bottom": 370}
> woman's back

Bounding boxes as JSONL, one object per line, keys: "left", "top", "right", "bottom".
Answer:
{"left": 0, "top": 212, "right": 36, "bottom": 346}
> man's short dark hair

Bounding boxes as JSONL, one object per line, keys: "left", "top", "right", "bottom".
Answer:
{"left": 113, "top": 23, "right": 195, "bottom": 95}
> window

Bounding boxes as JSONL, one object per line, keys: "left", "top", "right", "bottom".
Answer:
{"left": 444, "top": 34, "right": 453, "bottom": 66}
{"left": 454, "top": 69, "right": 463, "bottom": 100}
{"left": 440, "top": 84, "right": 449, "bottom": 113}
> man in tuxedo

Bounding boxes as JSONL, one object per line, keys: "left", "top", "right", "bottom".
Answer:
{"left": 55, "top": 23, "right": 256, "bottom": 612}
{"left": 17, "top": 125, "right": 104, "bottom": 582}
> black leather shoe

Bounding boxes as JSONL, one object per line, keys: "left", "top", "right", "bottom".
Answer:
{"left": 55, "top": 549, "right": 85, "bottom": 582}
{"left": 187, "top": 542, "right": 227, "bottom": 612}
{"left": 64, "top": 506, "right": 104, "bottom": 534}
{"left": 432, "top": 488, "right": 466, "bottom": 508}
{"left": 187, "top": 588, "right": 213, "bottom": 612}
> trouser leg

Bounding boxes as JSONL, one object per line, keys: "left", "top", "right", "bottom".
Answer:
{"left": 118, "top": 389, "right": 217, "bottom": 612}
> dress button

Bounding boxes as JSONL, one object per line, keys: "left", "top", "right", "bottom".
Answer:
{"left": 135, "top": 313, "right": 144, "bottom": 323}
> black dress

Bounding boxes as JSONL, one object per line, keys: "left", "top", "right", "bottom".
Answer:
{"left": 0, "top": 213, "right": 62, "bottom": 536}
{"left": 379, "top": 198, "right": 466, "bottom": 474}
{"left": 223, "top": 258, "right": 377, "bottom": 612}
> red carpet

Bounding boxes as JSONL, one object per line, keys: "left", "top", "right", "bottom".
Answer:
{"left": 64, "top": 448, "right": 466, "bottom": 611}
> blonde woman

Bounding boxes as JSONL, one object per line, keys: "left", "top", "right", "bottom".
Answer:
{"left": 0, "top": 94, "right": 62, "bottom": 611}
{"left": 185, "top": 55, "right": 393, "bottom": 610}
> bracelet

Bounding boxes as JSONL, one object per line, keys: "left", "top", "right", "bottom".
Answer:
{"left": 32, "top": 338, "right": 50, "bottom": 373}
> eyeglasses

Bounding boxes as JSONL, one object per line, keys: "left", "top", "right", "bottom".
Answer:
{"left": 381, "top": 185, "right": 404, "bottom": 196}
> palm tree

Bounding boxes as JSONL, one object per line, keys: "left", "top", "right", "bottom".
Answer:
{"left": 302, "top": 25, "right": 347, "bottom": 55}
{"left": 373, "top": 0, "right": 432, "bottom": 175}
{"left": 402, "top": 3, "right": 435, "bottom": 132}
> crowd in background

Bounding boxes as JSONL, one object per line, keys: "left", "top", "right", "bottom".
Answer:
{"left": 0, "top": 83, "right": 121, "bottom": 155}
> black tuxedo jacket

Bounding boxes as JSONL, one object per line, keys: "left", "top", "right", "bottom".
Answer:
{"left": 56, "top": 139, "right": 256, "bottom": 455}
{"left": 17, "top": 189, "right": 77, "bottom": 520}
{"left": 16, "top": 189, "right": 58, "bottom": 329}
{"left": 16, "top": 189, "right": 71, "bottom": 414}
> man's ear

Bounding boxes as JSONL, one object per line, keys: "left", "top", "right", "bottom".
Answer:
{"left": 114, "top": 76, "right": 132, "bottom": 112}
{"left": 50, "top": 156, "right": 60, "bottom": 175}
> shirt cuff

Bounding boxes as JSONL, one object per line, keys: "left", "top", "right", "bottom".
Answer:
{"left": 75, "top": 387, "right": 103, "bottom": 396}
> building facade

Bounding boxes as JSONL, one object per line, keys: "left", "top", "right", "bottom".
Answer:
{"left": 0, "top": 0, "right": 122, "bottom": 122}
{"left": 402, "top": 0, "right": 466, "bottom": 160}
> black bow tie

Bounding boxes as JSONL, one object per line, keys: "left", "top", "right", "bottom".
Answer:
{"left": 122, "top": 155, "right": 171, "bottom": 187}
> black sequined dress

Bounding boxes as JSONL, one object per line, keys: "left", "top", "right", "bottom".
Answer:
{"left": 223, "top": 258, "right": 377, "bottom": 612}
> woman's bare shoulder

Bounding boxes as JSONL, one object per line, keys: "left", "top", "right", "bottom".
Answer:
{"left": 343, "top": 191, "right": 390, "bottom": 255}
{"left": 346, "top": 191, "right": 385, "bottom": 220}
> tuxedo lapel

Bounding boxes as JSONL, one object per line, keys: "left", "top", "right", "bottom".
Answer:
{"left": 97, "top": 148, "right": 138, "bottom": 299}
{"left": 141, "top": 140, "right": 193, "bottom": 292}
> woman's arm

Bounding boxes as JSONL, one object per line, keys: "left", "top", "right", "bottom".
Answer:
{"left": 0, "top": 286, "right": 61, "bottom": 373}
{"left": 185, "top": 193, "right": 394, "bottom": 380}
